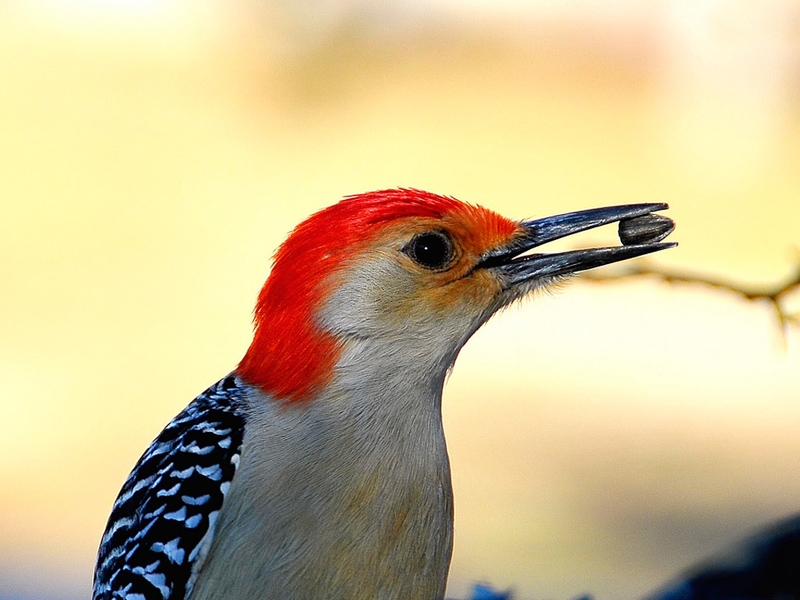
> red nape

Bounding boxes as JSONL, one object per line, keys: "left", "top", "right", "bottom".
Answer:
{"left": 238, "top": 189, "right": 504, "bottom": 402}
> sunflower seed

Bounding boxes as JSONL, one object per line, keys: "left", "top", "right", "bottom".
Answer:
{"left": 618, "top": 213, "right": 675, "bottom": 246}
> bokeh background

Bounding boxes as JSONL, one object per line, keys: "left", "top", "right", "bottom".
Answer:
{"left": 2, "top": 1, "right": 800, "bottom": 598}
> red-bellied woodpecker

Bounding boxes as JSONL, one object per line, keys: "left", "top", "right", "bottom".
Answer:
{"left": 93, "top": 189, "right": 675, "bottom": 600}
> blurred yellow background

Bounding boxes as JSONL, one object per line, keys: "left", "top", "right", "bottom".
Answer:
{"left": 1, "top": 1, "right": 799, "bottom": 598}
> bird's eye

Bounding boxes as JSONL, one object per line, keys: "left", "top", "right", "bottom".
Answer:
{"left": 403, "top": 231, "right": 455, "bottom": 270}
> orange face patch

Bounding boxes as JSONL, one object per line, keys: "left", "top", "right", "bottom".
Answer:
{"left": 371, "top": 205, "right": 521, "bottom": 316}
{"left": 441, "top": 202, "right": 521, "bottom": 262}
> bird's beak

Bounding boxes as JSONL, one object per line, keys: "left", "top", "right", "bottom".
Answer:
{"left": 479, "top": 203, "right": 676, "bottom": 285}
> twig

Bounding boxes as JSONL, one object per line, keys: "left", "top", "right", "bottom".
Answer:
{"left": 580, "top": 260, "right": 800, "bottom": 337}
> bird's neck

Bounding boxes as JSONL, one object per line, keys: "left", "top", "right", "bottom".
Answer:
{"left": 241, "top": 332, "right": 454, "bottom": 468}
{"left": 302, "top": 338, "right": 452, "bottom": 471}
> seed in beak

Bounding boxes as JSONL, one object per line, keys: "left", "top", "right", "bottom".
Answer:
{"left": 618, "top": 213, "right": 676, "bottom": 246}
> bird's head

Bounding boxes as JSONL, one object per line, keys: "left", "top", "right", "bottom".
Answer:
{"left": 239, "top": 189, "right": 674, "bottom": 402}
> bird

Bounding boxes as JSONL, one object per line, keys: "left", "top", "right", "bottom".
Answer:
{"left": 93, "top": 188, "right": 675, "bottom": 600}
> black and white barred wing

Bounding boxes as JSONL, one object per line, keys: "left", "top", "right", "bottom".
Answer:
{"left": 93, "top": 375, "right": 247, "bottom": 600}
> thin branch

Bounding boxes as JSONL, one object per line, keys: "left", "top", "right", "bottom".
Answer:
{"left": 580, "top": 260, "right": 800, "bottom": 335}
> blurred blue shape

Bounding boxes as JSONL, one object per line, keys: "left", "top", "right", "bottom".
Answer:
{"left": 646, "top": 512, "right": 800, "bottom": 600}
{"left": 470, "top": 582, "right": 513, "bottom": 600}
{"left": 458, "top": 513, "right": 800, "bottom": 599}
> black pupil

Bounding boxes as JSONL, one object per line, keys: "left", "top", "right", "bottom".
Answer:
{"left": 409, "top": 232, "right": 451, "bottom": 269}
